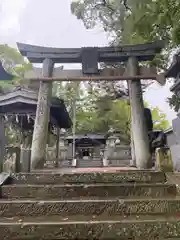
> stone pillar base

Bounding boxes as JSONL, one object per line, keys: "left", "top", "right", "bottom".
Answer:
{"left": 103, "top": 158, "right": 109, "bottom": 166}
{"left": 72, "top": 159, "right": 77, "bottom": 167}
{"left": 155, "top": 147, "right": 173, "bottom": 172}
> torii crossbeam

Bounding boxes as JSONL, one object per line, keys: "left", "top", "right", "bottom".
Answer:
{"left": 25, "top": 66, "right": 166, "bottom": 85}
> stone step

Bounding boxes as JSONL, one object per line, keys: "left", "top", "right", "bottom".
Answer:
{"left": 109, "top": 159, "right": 131, "bottom": 166}
{"left": 60, "top": 160, "right": 72, "bottom": 168}
{"left": 77, "top": 162, "right": 103, "bottom": 168}
{"left": 1, "top": 198, "right": 180, "bottom": 218}
{"left": 1, "top": 183, "right": 176, "bottom": 199}
{"left": 77, "top": 158, "right": 103, "bottom": 167}
{"left": 0, "top": 215, "right": 180, "bottom": 239}
{"left": 9, "top": 171, "right": 166, "bottom": 185}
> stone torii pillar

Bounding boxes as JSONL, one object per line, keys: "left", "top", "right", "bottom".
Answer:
{"left": 31, "top": 58, "right": 54, "bottom": 169}
{"left": 127, "top": 57, "right": 151, "bottom": 169}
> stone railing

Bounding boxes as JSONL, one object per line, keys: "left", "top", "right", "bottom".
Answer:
{"left": 2, "top": 144, "right": 132, "bottom": 171}
{"left": 45, "top": 146, "right": 69, "bottom": 168}
{"left": 3, "top": 146, "right": 21, "bottom": 173}
{"left": 103, "top": 144, "right": 131, "bottom": 166}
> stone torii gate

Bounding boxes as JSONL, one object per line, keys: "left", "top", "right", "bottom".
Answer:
{"left": 17, "top": 41, "right": 165, "bottom": 169}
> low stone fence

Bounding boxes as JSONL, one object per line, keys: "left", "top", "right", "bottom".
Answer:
{"left": 3, "top": 146, "right": 21, "bottom": 173}
{"left": 2, "top": 146, "right": 70, "bottom": 172}
{"left": 2, "top": 144, "right": 131, "bottom": 172}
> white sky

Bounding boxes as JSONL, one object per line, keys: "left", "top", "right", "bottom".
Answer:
{"left": 0, "top": 0, "right": 176, "bottom": 123}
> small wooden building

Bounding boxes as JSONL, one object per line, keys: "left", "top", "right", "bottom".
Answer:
{"left": 0, "top": 85, "right": 71, "bottom": 171}
{"left": 0, "top": 86, "right": 71, "bottom": 142}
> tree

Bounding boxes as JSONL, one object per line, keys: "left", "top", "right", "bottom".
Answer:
{"left": 144, "top": 102, "right": 170, "bottom": 130}
{"left": 151, "top": 107, "right": 170, "bottom": 130}
{"left": 0, "top": 44, "right": 32, "bottom": 91}
{"left": 168, "top": 94, "right": 180, "bottom": 113}
{"left": 71, "top": 0, "right": 180, "bottom": 110}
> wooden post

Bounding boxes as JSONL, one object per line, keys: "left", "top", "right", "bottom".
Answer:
{"left": 127, "top": 57, "right": 151, "bottom": 169}
{"left": 14, "top": 147, "right": 21, "bottom": 173}
{"left": 55, "top": 128, "right": 60, "bottom": 168}
{"left": 0, "top": 116, "right": 7, "bottom": 172}
{"left": 31, "top": 58, "right": 54, "bottom": 169}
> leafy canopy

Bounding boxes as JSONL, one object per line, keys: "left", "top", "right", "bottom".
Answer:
{"left": 71, "top": 0, "right": 180, "bottom": 111}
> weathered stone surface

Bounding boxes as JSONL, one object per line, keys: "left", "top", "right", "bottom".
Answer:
{"left": 155, "top": 147, "right": 174, "bottom": 172}
{"left": 1, "top": 183, "right": 176, "bottom": 199}
{"left": 1, "top": 170, "right": 179, "bottom": 239}
{"left": 1, "top": 199, "right": 180, "bottom": 218}
{"left": 1, "top": 220, "right": 180, "bottom": 239}
{"left": 166, "top": 173, "right": 180, "bottom": 195}
{"left": 10, "top": 171, "right": 166, "bottom": 185}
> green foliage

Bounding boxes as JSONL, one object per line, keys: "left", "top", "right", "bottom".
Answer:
{"left": 76, "top": 98, "right": 131, "bottom": 143}
{"left": 54, "top": 80, "right": 169, "bottom": 140}
{"left": 168, "top": 94, "right": 180, "bottom": 112}
{"left": 151, "top": 107, "right": 170, "bottom": 130}
{"left": 71, "top": 0, "right": 180, "bottom": 47}
{"left": 71, "top": 0, "right": 180, "bottom": 111}
{"left": 0, "top": 44, "right": 32, "bottom": 92}
{"left": 144, "top": 102, "right": 170, "bottom": 130}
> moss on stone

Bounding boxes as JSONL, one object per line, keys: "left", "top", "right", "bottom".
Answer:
{"left": 10, "top": 171, "right": 166, "bottom": 185}
{"left": 0, "top": 220, "right": 180, "bottom": 239}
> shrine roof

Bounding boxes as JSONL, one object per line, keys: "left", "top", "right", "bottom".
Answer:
{"left": 66, "top": 133, "right": 106, "bottom": 140}
{"left": 75, "top": 137, "right": 102, "bottom": 147}
{"left": 0, "top": 86, "right": 72, "bottom": 129}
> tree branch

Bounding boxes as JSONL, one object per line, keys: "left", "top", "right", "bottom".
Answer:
{"left": 123, "top": 0, "right": 131, "bottom": 12}
{"left": 95, "top": 0, "right": 115, "bottom": 12}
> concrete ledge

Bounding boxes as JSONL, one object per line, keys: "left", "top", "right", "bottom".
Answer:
{"left": 9, "top": 171, "right": 166, "bottom": 185}
{"left": 1, "top": 183, "right": 176, "bottom": 199}
{"left": 1, "top": 199, "right": 180, "bottom": 218}
{"left": 0, "top": 219, "right": 180, "bottom": 239}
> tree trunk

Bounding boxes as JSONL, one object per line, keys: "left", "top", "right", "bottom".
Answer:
{"left": 31, "top": 58, "right": 54, "bottom": 169}
{"left": 127, "top": 57, "right": 151, "bottom": 169}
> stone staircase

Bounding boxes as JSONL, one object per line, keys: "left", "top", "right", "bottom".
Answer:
{"left": 59, "top": 158, "right": 72, "bottom": 168}
{"left": 77, "top": 156, "right": 103, "bottom": 167}
{"left": 108, "top": 159, "right": 131, "bottom": 167}
{"left": 0, "top": 170, "right": 180, "bottom": 239}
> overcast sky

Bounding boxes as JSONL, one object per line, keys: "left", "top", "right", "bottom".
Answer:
{"left": 0, "top": 0, "right": 176, "bottom": 123}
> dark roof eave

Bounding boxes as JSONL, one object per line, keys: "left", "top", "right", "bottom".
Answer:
{"left": 165, "top": 55, "right": 180, "bottom": 78}
{"left": 170, "top": 78, "right": 180, "bottom": 92}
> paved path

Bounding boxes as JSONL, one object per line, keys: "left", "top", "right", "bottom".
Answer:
{"left": 33, "top": 167, "right": 138, "bottom": 174}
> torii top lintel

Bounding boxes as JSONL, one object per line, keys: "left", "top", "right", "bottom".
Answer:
{"left": 17, "top": 41, "right": 164, "bottom": 64}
